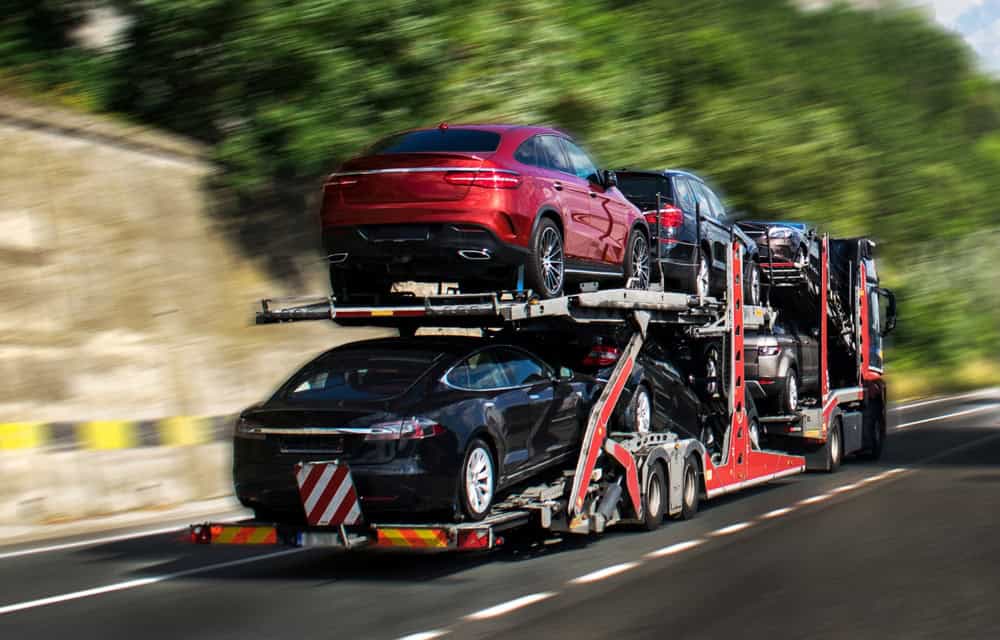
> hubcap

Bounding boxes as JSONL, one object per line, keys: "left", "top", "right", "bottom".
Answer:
{"left": 635, "top": 390, "right": 651, "bottom": 434}
{"left": 697, "top": 257, "right": 710, "bottom": 298}
{"left": 631, "top": 237, "right": 650, "bottom": 289}
{"left": 465, "top": 446, "right": 494, "bottom": 514}
{"left": 648, "top": 473, "right": 661, "bottom": 516}
{"left": 749, "top": 266, "right": 760, "bottom": 305}
{"left": 539, "top": 227, "right": 564, "bottom": 295}
{"left": 788, "top": 374, "right": 799, "bottom": 412}
{"left": 684, "top": 466, "right": 696, "bottom": 507}
{"left": 706, "top": 351, "right": 719, "bottom": 397}
{"left": 750, "top": 420, "right": 761, "bottom": 450}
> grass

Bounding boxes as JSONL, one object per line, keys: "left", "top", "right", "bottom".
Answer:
{"left": 888, "top": 358, "right": 1000, "bottom": 402}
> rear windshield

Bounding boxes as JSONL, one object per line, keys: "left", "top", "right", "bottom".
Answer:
{"left": 280, "top": 348, "right": 441, "bottom": 403}
{"left": 370, "top": 129, "right": 502, "bottom": 154}
{"left": 617, "top": 174, "right": 673, "bottom": 210}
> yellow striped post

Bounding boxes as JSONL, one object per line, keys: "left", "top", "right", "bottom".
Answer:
{"left": 158, "top": 416, "right": 208, "bottom": 446}
{"left": 79, "top": 420, "right": 137, "bottom": 449}
{"left": 0, "top": 422, "right": 46, "bottom": 449}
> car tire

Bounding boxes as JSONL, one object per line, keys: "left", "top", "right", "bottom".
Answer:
{"left": 629, "top": 384, "right": 653, "bottom": 434}
{"left": 525, "top": 218, "right": 565, "bottom": 298}
{"left": 744, "top": 262, "right": 761, "bottom": 306}
{"left": 641, "top": 463, "right": 666, "bottom": 531}
{"left": 692, "top": 252, "right": 711, "bottom": 299}
{"left": 677, "top": 455, "right": 700, "bottom": 520}
{"left": 777, "top": 368, "right": 800, "bottom": 414}
{"left": 459, "top": 438, "right": 496, "bottom": 521}
{"left": 824, "top": 419, "right": 843, "bottom": 473}
{"left": 622, "top": 228, "right": 651, "bottom": 290}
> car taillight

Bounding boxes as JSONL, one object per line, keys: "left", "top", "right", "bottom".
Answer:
{"left": 582, "top": 345, "right": 622, "bottom": 367}
{"left": 658, "top": 205, "right": 684, "bottom": 229}
{"left": 364, "top": 418, "right": 446, "bottom": 441}
{"left": 444, "top": 170, "right": 522, "bottom": 189}
{"left": 757, "top": 345, "right": 781, "bottom": 356}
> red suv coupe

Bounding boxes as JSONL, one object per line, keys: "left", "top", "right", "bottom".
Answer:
{"left": 321, "top": 124, "right": 650, "bottom": 300}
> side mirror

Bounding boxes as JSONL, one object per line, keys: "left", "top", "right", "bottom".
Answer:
{"left": 601, "top": 169, "right": 618, "bottom": 189}
{"left": 558, "top": 366, "right": 574, "bottom": 381}
{"left": 877, "top": 287, "right": 897, "bottom": 336}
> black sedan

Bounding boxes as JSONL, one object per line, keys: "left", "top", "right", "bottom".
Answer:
{"left": 233, "top": 337, "right": 594, "bottom": 523}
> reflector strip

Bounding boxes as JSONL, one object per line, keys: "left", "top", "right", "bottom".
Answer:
{"left": 212, "top": 526, "right": 277, "bottom": 545}
{"left": 376, "top": 528, "right": 450, "bottom": 548}
{"left": 295, "top": 462, "right": 363, "bottom": 527}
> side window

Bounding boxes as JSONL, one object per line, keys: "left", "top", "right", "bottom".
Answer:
{"left": 705, "top": 187, "right": 727, "bottom": 220}
{"left": 494, "top": 348, "right": 552, "bottom": 386}
{"left": 559, "top": 139, "right": 600, "bottom": 182}
{"left": 513, "top": 136, "right": 537, "bottom": 166}
{"left": 446, "top": 350, "right": 512, "bottom": 390}
{"left": 673, "top": 177, "right": 696, "bottom": 213}
{"left": 536, "top": 135, "right": 572, "bottom": 173}
{"left": 692, "top": 182, "right": 715, "bottom": 219}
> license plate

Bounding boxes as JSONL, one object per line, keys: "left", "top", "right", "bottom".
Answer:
{"left": 279, "top": 435, "right": 345, "bottom": 454}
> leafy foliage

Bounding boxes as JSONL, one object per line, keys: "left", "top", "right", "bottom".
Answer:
{"left": 3, "top": 0, "right": 999, "bottom": 380}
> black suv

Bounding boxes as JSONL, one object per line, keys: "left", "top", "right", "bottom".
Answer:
{"left": 616, "top": 169, "right": 760, "bottom": 304}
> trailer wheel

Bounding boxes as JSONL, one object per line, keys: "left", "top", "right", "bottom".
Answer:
{"left": 824, "top": 419, "right": 843, "bottom": 473}
{"left": 459, "top": 439, "right": 495, "bottom": 521}
{"left": 678, "top": 455, "right": 700, "bottom": 520}
{"left": 641, "top": 463, "right": 666, "bottom": 531}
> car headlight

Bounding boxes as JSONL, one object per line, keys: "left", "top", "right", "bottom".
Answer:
{"left": 768, "top": 227, "right": 794, "bottom": 239}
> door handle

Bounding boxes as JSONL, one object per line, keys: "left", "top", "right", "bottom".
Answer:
{"left": 529, "top": 394, "right": 541, "bottom": 400}
{"left": 589, "top": 191, "right": 597, "bottom": 198}
{"left": 553, "top": 181, "right": 563, "bottom": 191}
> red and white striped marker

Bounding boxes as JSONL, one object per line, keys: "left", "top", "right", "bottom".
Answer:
{"left": 294, "top": 462, "right": 363, "bottom": 527}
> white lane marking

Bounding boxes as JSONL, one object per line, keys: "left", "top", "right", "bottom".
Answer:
{"left": 397, "top": 631, "right": 450, "bottom": 640}
{"left": 894, "top": 404, "right": 999, "bottom": 431}
{"left": 569, "top": 562, "right": 639, "bottom": 585}
{"left": 830, "top": 483, "right": 859, "bottom": 494}
{"left": 761, "top": 506, "right": 794, "bottom": 519}
{"left": 0, "top": 548, "right": 305, "bottom": 615}
{"left": 709, "top": 521, "right": 752, "bottom": 536}
{"left": 464, "top": 592, "right": 558, "bottom": 621}
{"left": 0, "top": 515, "right": 247, "bottom": 561}
{"left": 645, "top": 539, "right": 704, "bottom": 558}
{"left": 893, "top": 390, "right": 996, "bottom": 411}
{"left": 798, "top": 493, "right": 832, "bottom": 505}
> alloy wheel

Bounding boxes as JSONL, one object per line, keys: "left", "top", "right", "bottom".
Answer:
{"left": 696, "top": 256, "right": 710, "bottom": 298}
{"left": 634, "top": 389, "right": 652, "bottom": 434}
{"left": 787, "top": 374, "right": 799, "bottom": 412}
{"left": 630, "top": 236, "right": 650, "bottom": 289}
{"left": 539, "top": 226, "right": 564, "bottom": 296}
{"left": 749, "top": 265, "right": 761, "bottom": 305}
{"left": 465, "top": 446, "right": 494, "bottom": 515}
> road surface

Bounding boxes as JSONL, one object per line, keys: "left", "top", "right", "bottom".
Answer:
{"left": 1, "top": 391, "right": 997, "bottom": 639}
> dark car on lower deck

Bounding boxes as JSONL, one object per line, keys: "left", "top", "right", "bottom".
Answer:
{"left": 234, "top": 337, "right": 594, "bottom": 523}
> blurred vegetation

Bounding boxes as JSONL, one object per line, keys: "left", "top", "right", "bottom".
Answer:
{"left": 2, "top": 0, "right": 998, "bottom": 393}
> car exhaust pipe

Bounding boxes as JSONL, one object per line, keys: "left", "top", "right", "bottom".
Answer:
{"left": 457, "top": 249, "right": 492, "bottom": 261}
{"left": 328, "top": 252, "right": 349, "bottom": 264}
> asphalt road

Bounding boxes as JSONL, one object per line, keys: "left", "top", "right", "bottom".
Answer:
{"left": 0, "top": 390, "right": 997, "bottom": 640}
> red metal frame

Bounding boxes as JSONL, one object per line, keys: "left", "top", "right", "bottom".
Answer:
{"left": 703, "top": 242, "right": 805, "bottom": 498}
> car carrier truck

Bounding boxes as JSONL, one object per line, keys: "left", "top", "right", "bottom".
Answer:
{"left": 191, "top": 232, "right": 895, "bottom": 552}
